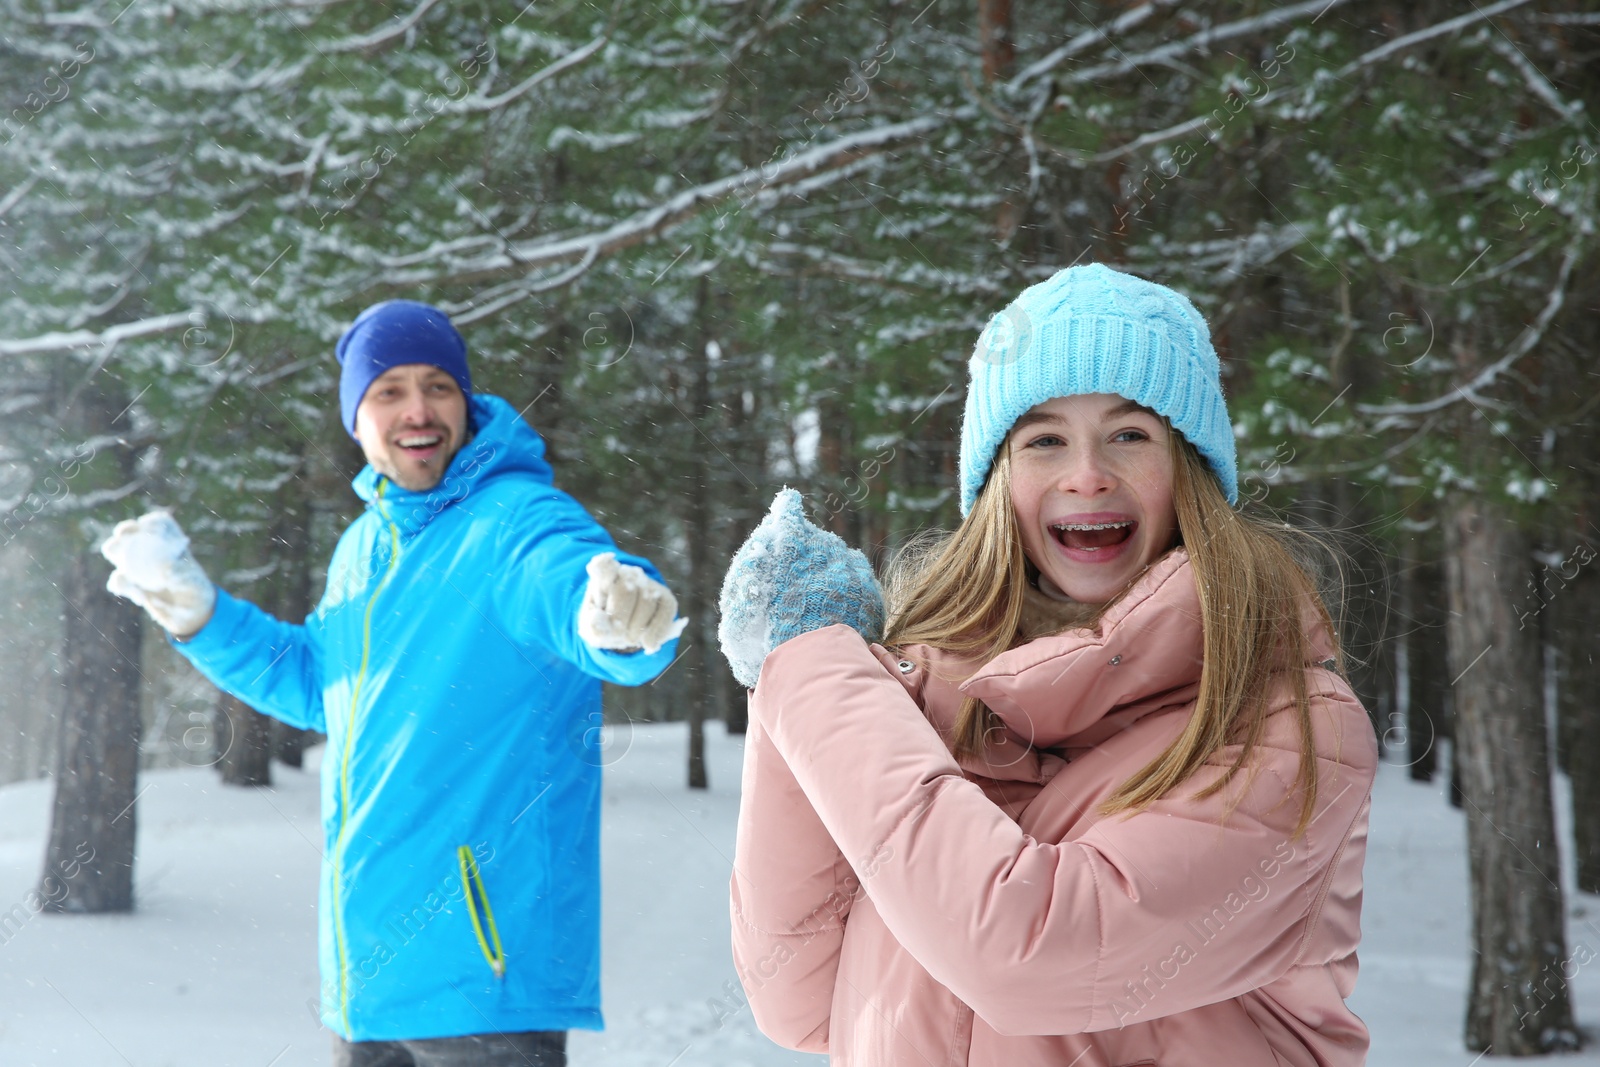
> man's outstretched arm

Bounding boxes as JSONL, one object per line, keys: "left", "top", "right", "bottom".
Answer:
{"left": 102, "top": 511, "right": 326, "bottom": 731}
{"left": 489, "top": 487, "right": 684, "bottom": 686}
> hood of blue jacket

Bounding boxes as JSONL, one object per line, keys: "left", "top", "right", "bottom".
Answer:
{"left": 352, "top": 394, "right": 550, "bottom": 536}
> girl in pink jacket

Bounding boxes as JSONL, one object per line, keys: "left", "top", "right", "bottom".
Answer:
{"left": 718, "top": 263, "right": 1376, "bottom": 1066}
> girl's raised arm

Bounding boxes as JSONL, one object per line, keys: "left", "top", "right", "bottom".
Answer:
{"left": 729, "top": 710, "right": 854, "bottom": 1051}
{"left": 752, "top": 623, "right": 1375, "bottom": 1037}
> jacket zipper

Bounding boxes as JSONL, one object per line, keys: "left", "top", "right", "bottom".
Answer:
{"left": 459, "top": 844, "right": 507, "bottom": 978}
{"left": 332, "top": 481, "right": 404, "bottom": 1032}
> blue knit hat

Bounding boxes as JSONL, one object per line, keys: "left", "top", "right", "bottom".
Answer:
{"left": 958, "top": 263, "right": 1237, "bottom": 513}
{"left": 335, "top": 300, "right": 472, "bottom": 437}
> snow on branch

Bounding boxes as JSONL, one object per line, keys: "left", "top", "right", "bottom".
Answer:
{"left": 329, "top": 0, "right": 447, "bottom": 52}
{"left": 455, "top": 33, "right": 609, "bottom": 113}
{"left": 1010, "top": 0, "right": 1186, "bottom": 93}
{"left": 1356, "top": 241, "right": 1579, "bottom": 419}
{"left": 366, "top": 116, "right": 943, "bottom": 290}
{"left": 1077, "top": 113, "right": 1213, "bottom": 165}
{"left": 1331, "top": 0, "right": 1531, "bottom": 80}
{"left": 1039, "top": 0, "right": 1349, "bottom": 92}
{"left": 449, "top": 246, "right": 601, "bottom": 326}
{"left": 49, "top": 480, "right": 147, "bottom": 513}
{"left": 757, "top": 242, "right": 1008, "bottom": 298}
{"left": 0, "top": 176, "right": 39, "bottom": 220}
{"left": 0, "top": 312, "right": 197, "bottom": 358}
{"left": 1486, "top": 34, "right": 1582, "bottom": 121}
{"left": 1053, "top": 0, "right": 1536, "bottom": 166}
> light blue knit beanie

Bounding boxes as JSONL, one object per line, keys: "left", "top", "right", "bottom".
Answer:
{"left": 958, "top": 263, "right": 1237, "bottom": 514}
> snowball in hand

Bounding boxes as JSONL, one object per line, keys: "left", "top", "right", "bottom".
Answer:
{"left": 99, "top": 510, "right": 217, "bottom": 637}
{"left": 101, "top": 510, "right": 193, "bottom": 582}
{"left": 577, "top": 551, "right": 687, "bottom": 655}
{"left": 717, "top": 488, "right": 886, "bottom": 688}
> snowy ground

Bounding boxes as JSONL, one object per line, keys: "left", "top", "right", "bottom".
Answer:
{"left": 0, "top": 722, "right": 1596, "bottom": 1065}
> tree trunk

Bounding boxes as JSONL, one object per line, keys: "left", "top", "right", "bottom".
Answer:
{"left": 271, "top": 718, "right": 308, "bottom": 768}
{"left": 1558, "top": 542, "right": 1600, "bottom": 892}
{"left": 719, "top": 345, "right": 754, "bottom": 738}
{"left": 977, "top": 0, "right": 1014, "bottom": 82}
{"left": 215, "top": 693, "right": 273, "bottom": 786}
{"left": 1444, "top": 493, "right": 1576, "bottom": 1053}
{"left": 269, "top": 472, "right": 318, "bottom": 768}
{"left": 40, "top": 370, "right": 144, "bottom": 914}
{"left": 683, "top": 280, "right": 714, "bottom": 790}
{"left": 1400, "top": 535, "right": 1449, "bottom": 782}
{"left": 223, "top": 443, "right": 321, "bottom": 779}
{"left": 41, "top": 543, "right": 144, "bottom": 913}
{"left": 1448, "top": 737, "right": 1464, "bottom": 808}
{"left": 211, "top": 556, "right": 277, "bottom": 786}
{"left": 1339, "top": 508, "right": 1396, "bottom": 741}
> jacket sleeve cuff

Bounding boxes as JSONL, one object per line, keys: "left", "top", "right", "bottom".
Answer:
{"left": 169, "top": 587, "right": 249, "bottom": 660}
{"left": 581, "top": 637, "right": 681, "bottom": 686}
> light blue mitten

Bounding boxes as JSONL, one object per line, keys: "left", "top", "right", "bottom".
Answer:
{"left": 717, "top": 488, "right": 886, "bottom": 688}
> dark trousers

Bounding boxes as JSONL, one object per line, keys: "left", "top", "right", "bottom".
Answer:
{"left": 332, "top": 1030, "right": 566, "bottom": 1067}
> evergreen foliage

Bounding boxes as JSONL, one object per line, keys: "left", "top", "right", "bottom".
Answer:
{"left": 4, "top": 0, "right": 1600, "bottom": 1047}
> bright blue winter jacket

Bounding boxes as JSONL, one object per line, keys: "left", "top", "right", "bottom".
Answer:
{"left": 174, "top": 394, "right": 678, "bottom": 1041}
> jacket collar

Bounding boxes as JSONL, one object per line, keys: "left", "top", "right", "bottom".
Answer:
{"left": 963, "top": 549, "right": 1204, "bottom": 750}
{"left": 915, "top": 548, "right": 1340, "bottom": 781}
{"left": 352, "top": 394, "right": 554, "bottom": 536}
{"left": 909, "top": 551, "right": 1204, "bottom": 781}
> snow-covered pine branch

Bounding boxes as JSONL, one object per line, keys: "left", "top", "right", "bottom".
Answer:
{"left": 359, "top": 115, "right": 944, "bottom": 291}
{"left": 0, "top": 176, "right": 39, "bottom": 219}
{"left": 1042, "top": 0, "right": 1537, "bottom": 167}
{"left": 0, "top": 312, "right": 198, "bottom": 357}
{"left": 1008, "top": 0, "right": 1187, "bottom": 94}
{"left": 1485, "top": 34, "right": 1583, "bottom": 122}
{"left": 1356, "top": 240, "right": 1581, "bottom": 419}
{"left": 755, "top": 242, "right": 1009, "bottom": 298}
{"left": 1031, "top": 0, "right": 1350, "bottom": 96}
{"left": 453, "top": 32, "right": 608, "bottom": 114}
{"left": 328, "top": 0, "right": 447, "bottom": 53}
{"left": 1328, "top": 0, "right": 1532, "bottom": 80}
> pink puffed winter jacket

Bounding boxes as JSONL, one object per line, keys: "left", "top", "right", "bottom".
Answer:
{"left": 730, "top": 550, "right": 1376, "bottom": 1066}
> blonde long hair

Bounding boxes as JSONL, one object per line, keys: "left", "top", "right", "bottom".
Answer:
{"left": 883, "top": 429, "right": 1336, "bottom": 836}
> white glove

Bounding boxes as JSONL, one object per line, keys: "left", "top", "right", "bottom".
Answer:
{"left": 577, "top": 552, "right": 687, "bottom": 655}
{"left": 99, "top": 511, "right": 217, "bottom": 639}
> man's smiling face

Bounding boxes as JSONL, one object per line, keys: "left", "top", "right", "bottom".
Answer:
{"left": 352, "top": 364, "right": 469, "bottom": 492}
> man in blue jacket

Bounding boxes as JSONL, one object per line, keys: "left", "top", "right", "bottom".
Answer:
{"left": 100, "top": 301, "right": 685, "bottom": 1067}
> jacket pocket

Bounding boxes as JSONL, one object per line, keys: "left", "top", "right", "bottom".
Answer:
{"left": 458, "top": 844, "right": 507, "bottom": 978}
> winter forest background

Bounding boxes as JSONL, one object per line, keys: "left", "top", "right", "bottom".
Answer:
{"left": 2, "top": 0, "right": 1599, "bottom": 1061}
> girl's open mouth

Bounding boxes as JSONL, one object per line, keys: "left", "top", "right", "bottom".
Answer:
{"left": 1049, "top": 519, "right": 1136, "bottom": 560}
